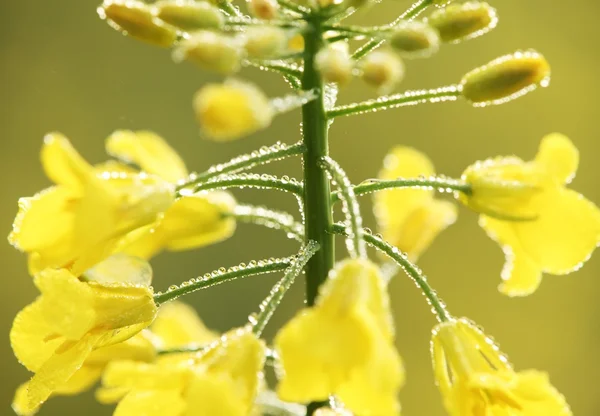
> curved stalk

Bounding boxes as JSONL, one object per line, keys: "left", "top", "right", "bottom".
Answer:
{"left": 183, "top": 174, "right": 304, "bottom": 196}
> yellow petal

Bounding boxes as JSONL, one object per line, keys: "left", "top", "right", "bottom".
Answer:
{"left": 34, "top": 269, "right": 97, "bottom": 340}
{"left": 11, "top": 299, "right": 66, "bottom": 372}
{"left": 9, "top": 188, "right": 76, "bottom": 262}
{"left": 95, "top": 386, "right": 131, "bottom": 404}
{"left": 40, "top": 133, "right": 92, "bottom": 189}
{"left": 27, "top": 331, "right": 105, "bottom": 410}
{"left": 392, "top": 198, "right": 457, "bottom": 261}
{"left": 479, "top": 216, "right": 543, "bottom": 296}
{"left": 35, "top": 269, "right": 157, "bottom": 341}
{"left": 185, "top": 372, "right": 248, "bottom": 416}
{"left": 151, "top": 302, "right": 217, "bottom": 349}
{"left": 337, "top": 332, "right": 404, "bottom": 416}
{"left": 114, "top": 224, "right": 164, "bottom": 260}
{"left": 114, "top": 390, "right": 186, "bottom": 416}
{"left": 159, "top": 192, "right": 237, "bottom": 251}
{"left": 535, "top": 133, "right": 579, "bottom": 184}
{"left": 102, "top": 360, "right": 190, "bottom": 390}
{"left": 85, "top": 331, "right": 156, "bottom": 366}
{"left": 374, "top": 147, "right": 435, "bottom": 237}
{"left": 319, "top": 259, "right": 394, "bottom": 340}
{"left": 12, "top": 383, "right": 40, "bottom": 416}
{"left": 83, "top": 254, "right": 153, "bottom": 287}
{"left": 201, "top": 327, "right": 265, "bottom": 409}
{"left": 275, "top": 309, "right": 374, "bottom": 403}
{"left": 54, "top": 365, "right": 103, "bottom": 395}
{"left": 106, "top": 130, "right": 188, "bottom": 183}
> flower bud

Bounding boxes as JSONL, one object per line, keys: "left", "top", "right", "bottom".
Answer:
{"left": 427, "top": 2, "right": 497, "bottom": 43}
{"left": 247, "top": 0, "right": 279, "bottom": 20}
{"left": 315, "top": 44, "right": 353, "bottom": 86}
{"left": 388, "top": 21, "right": 440, "bottom": 59}
{"left": 243, "top": 27, "right": 287, "bottom": 59}
{"left": 173, "top": 31, "right": 243, "bottom": 74}
{"left": 361, "top": 50, "right": 405, "bottom": 93}
{"left": 287, "top": 33, "right": 305, "bottom": 53}
{"left": 460, "top": 50, "right": 550, "bottom": 106}
{"left": 154, "top": 0, "right": 224, "bottom": 31}
{"left": 98, "top": 0, "right": 177, "bottom": 47}
{"left": 193, "top": 80, "right": 273, "bottom": 141}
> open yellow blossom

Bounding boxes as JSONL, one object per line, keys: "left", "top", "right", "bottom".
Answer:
{"left": 95, "top": 300, "right": 218, "bottom": 404}
{"left": 193, "top": 80, "right": 273, "bottom": 141}
{"left": 10, "top": 265, "right": 157, "bottom": 414}
{"left": 374, "top": 146, "right": 458, "bottom": 261}
{"left": 8, "top": 133, "right": 174, "bottom": 275}
{"left": 106, "top": 130, "right": 237, "bottom": 258}
{"left": 101, "top": 326, "right": 266, "bottom": 416}
{"left": 275, "top": 259, "right": 404, "bottom": 416}
{"left": 13, "top": 332, "right": 155, "bottom": 416}
{"left": 432, "top": 318, "right": 572, "bottom": 416}
{"left": 459, "top": 133, "right": 600, "bottom": 296}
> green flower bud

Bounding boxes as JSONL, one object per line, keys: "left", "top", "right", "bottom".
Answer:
{"left": 361, "top": 50, "right": 405, "bottom": 93}
{"left": 173, "top": 31, "right": 243, "bottom": 74}
{"left": 388, "top": 21, "right": 440, "bottom": 59}
{"left": 98, "top": 0, "right": 178, "bottom": 47}
{"left": 460, "top": 50, "right": 551, "bottom": 106}
{"left": 243, "top": 27, "right": 288, "bottom": 59}
{"left": 154, "top": 1, "right": 224, "bottom": 31}
{"left": 427, "top": 2, "right": 497, "bottom": 44}
{"left": 315, "top": 44, "right": 353, "bottom": 86}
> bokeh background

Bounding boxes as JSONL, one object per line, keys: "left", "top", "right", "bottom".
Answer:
{"left": 1, "top": 0, "right": 599, "bottom": 414}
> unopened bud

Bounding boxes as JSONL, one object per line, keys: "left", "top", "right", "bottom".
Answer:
{"left": 173, "top": 31, "right": 243, "bottom": 74}
{"left": 315, "top": 44, "right": 353, "bottom": 86}
{"left": 193, "top": 80, "right": 273, "bottom": 141}
{"left": 460, "top": 50, "right": 550, "bottom": 106}
{"left": 154, "top": 1, "right": 224, "bottom": 31}
{"left": 243, "top": 27, "right": 287, "bottom": 59}
{"left": 388, "top": 21, "right": 440, "bottom": 58}
{"left": 427, "top": 2, "right": 497, "bottom": 44}
{"left": 287, "top": 33, "right": 305, "bottom": 53}
{"left": 98, "top": 0, "right": 177, "bottom": 47}
{"left": 361, "top": 50, "right": 405, "bottom": 93}
{"left": 247, "top": 0, "right": 279, "bottom": 20}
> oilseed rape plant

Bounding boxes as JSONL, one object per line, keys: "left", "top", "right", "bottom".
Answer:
{"left": 8, "top": 0, "right": 600, "bottom": 415}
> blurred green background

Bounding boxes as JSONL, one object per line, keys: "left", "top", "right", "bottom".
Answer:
{"left": 2, "top": 0, "right": 599, "bottom": 414}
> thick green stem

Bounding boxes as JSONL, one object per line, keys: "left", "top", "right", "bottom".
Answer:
{"left": 302, "top": 16, "right": 335, "bottom": 308}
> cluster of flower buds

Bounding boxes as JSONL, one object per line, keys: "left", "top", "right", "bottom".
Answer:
{"left": 99, "top": 0, "right": 298, "bottom": 74}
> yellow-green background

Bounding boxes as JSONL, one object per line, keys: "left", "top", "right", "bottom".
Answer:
{"left": 1, "top": 0, "right": 599, "bottom": 414}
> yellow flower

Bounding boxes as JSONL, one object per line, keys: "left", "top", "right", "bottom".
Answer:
{"left": 13, "top": 332, "right": 155, "bottom": 416}
{"left": 374, "top": 146, "right": 458, "bottom": 261}
{"left": 275, "top": 259, "right": 404, "bottom": 416}
{"left": 10, "top": 264, "right": 157, "bottom": 413}
{"left": 193, "top": 80, "right": 273, "bottom": 141}
{"left": 431, "top": 318, "right": 572, "bottom": 416}
{"left": 8, "top": 133, "right": 174, "bottom": 275}
{"left": 106, "top": 130, "right": 237, "bottom": 259}
{"left": 460, "top": 133, "right": 600, "bottom": 296}
{"left": 100, "top": 326, "right": 266, "bottom": 416}
{"left": 95, "top": 300, "right": 218, "bottom": 404}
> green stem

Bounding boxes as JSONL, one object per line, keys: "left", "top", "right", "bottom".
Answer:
{"left": 331, "top": 177, "right": 472, "bottom": 203}
{"left": 326, "top": 86, "right": 461, "bottom": 118}
{"left": 352, "top": 0, "right": 434, "bottom": 60}
{"left": 302, "top": 16, "right": 335, "bottom": 308}
{"left": 176, "top": 142, "right": 305, "bottom": 191}
{"left": 253, "top": 241, "right": 320, "bottom": 336}
{"left": 153, "top": 258, "right": 293, "bottom": 305}
{"left": 232, "top": 205, "right": 305, "bottom": 242}
{"left": 244, "top": 59, "right": 303, "bottom": 79}
{"left": 320, "top": 156, "right": 366, "bottom": 258}
{"left": 332, "top": 224, "right": 451, "bottom": 322}
{"left": 183, "top": 174, "right": 303, "bottom": 197}
{"left": 322, "top": 24, "right": 389, "bottom": 37}
{"left": 225, "top": 17, "right": 304, "bottom": 29}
